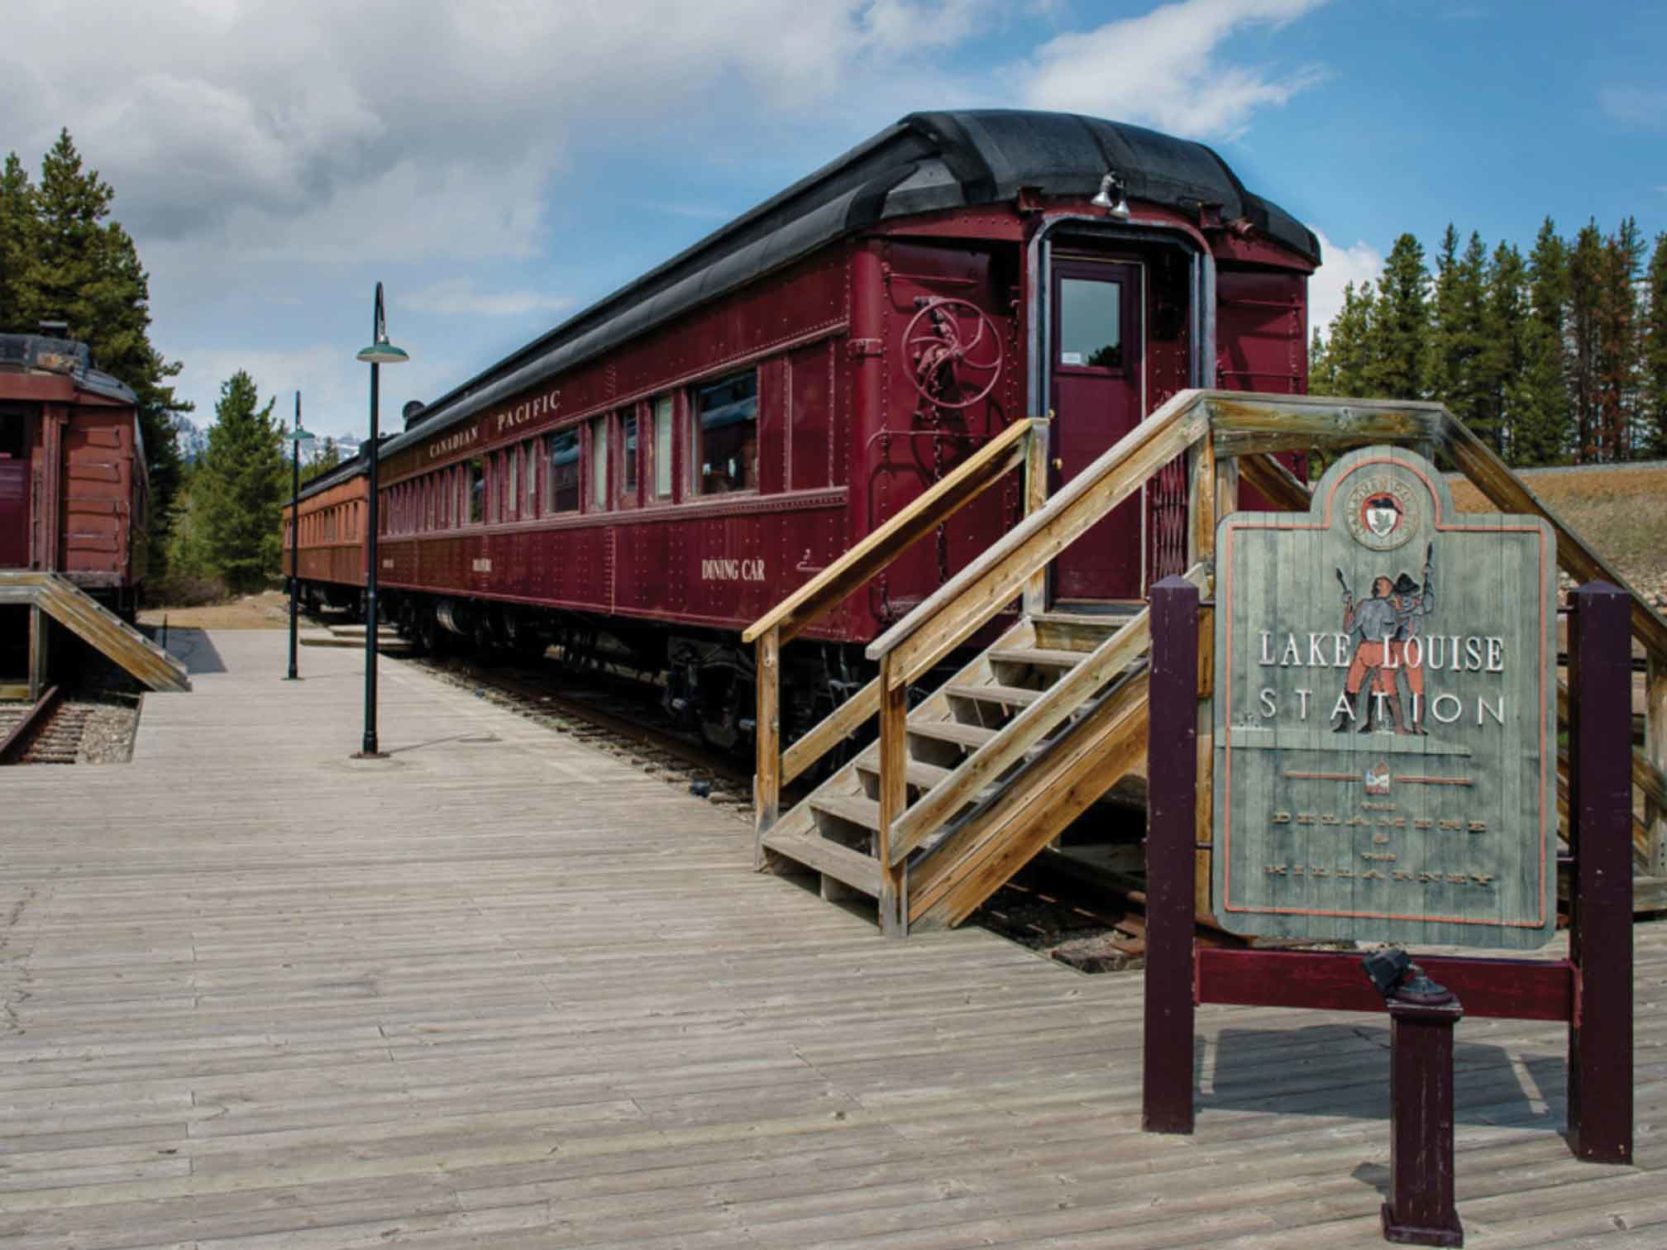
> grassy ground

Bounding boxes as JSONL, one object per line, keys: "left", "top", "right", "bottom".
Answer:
{"left": 1450, "top": 462, "right": 1667, "bottom": 605}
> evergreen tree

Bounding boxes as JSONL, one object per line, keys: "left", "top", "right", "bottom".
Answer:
{"left": 1643, "top": 232, "right": 1667, "bottom": 457}
{"left": 1567, "top": 221, "right": 1605, "bottom": 460}
{"left": 1429, "top": 226, "right": 1491, "bottom": 443}
{"left": 1322, "top": 280, "right": 1378, "bottom": 396}
{"left": 1367, "top": 234, "right": 1431, "bottom": 399}
{"left": 301, "top": 436, "right": 344, "bottom": 484}
{"left": 198, "top": 371, "right": 286, "bottom": 594}
{"left": 1594, "top": 217, "right": 1643, "bottom": 459}
{"left": 1308, "top": 328, "right": 1332, "bottom": 394}
{"left": 0, "top": 153, "right": 39, "bottom": 328}
{"left": 1514, "top": 219, "right": 1573, "bottom": 464}
{"left": 1480, "top": 242, "right": 1529, "bottom": 459}
{"left": 16, "top": 131, "right": 189, "bottom": 559}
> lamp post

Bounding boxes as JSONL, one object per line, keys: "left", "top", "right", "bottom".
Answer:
{"left": 284, "top": 392, "right": 315, "bottom": 681}
{"left": 354, "top": 282, "right": 409, "bottom": 758}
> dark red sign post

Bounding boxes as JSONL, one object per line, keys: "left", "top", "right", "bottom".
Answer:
{"left": 1142, "top": 577, "right": 1634, "bottom": 1242}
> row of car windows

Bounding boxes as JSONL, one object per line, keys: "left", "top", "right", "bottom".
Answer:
{"left": 381, "top": 369, "right": 759, "bottom": 536}
{"left": 291, "top": 500, "right": 361, "bottom": 546}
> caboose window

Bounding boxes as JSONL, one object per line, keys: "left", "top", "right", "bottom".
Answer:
{"left": 507, "top": 447, "right": 519, "bottom": 520}
{"left": 1058, "top": 278, "right": 1122, "bottom": 369}
{"left": 693, "top": 370, "right": 757, "bottom": 495}
{"left": 467, "top": 457, "right": 485, "bottom": 524}
{"left": 547, "top": 428, "right": 579, "bottom": 514}
{"left": 652, "top": 395, "right": 674, "bottom": 500}
{"left": 589, "top": 416, "right": 609, "bottom": 510}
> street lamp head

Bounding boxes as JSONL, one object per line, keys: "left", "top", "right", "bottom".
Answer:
{"left": 356, "top": 341, "right": 409, "bottom": 365}
{"left": 287, "top": 424, "right": 317, "bottom": 446}
{"left": 356, "top": 280, "right": 409, "bottom": 365}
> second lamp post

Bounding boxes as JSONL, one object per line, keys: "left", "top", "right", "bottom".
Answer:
{"left": 354, "top": 282, "right": 408, "bottom": 757}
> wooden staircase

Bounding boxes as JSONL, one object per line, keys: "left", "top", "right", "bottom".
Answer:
{"left": 761, "top": 607, "right": 1152, "bottom": 930}
{"left": 745, "top": 391, "right": 1667, "bottom": 934}
{"left": 0, "top": 571, "right": 190, "bottom": 693}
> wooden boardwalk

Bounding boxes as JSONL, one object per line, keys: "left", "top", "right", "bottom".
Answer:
{"left": 0, "top": 628, "right": 1661, "bottom": 1249}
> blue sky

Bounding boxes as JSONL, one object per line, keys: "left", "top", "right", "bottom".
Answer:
{"left": 3, "top": 0, "right": 1663, "bottom": 441}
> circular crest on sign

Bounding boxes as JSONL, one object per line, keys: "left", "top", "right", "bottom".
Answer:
{"left": 1344, "top": 474, "right": 1417, "bottom": 551}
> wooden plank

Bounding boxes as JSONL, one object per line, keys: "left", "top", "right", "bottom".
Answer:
{"left": 780, "top": 674, "right": 879, "bottom": 785}
{"left": 909, "top": 669, "right": 1151, "bottom": 927}
{"left": 870, "top": 392, "right": 1211, "bottom": 687}
{"left": 891, "top": 610, "right": 1150, "bottom": 863}
{"left": 1649, "top": 655, "right": 1666, "bottom": 876}
{"left": 758, "top": 828, "right": 881, "bottom": 897}
{"left": 1022, "top": 415, "right": 1049, "bottom": 615}
{"left": 1196, "top": 948, "right": 1574, "bottom": 1020}
{"left": 1210, "top": 391, "right": 1447, "bottom": 458}
{"left": 1236, "top": 449, "right": 1310, "bottom": 511}
{"left": 8, "top": 625, "right": 1665, "bottom": 1250}
{"left": 752, "top": 626, "right": 780, "bottom": 863}
{"left": 740, "top": 417, "right": 1037, "bottom": 646}
{"left": 876, "top": 655, "right": 908, "bottom": 937}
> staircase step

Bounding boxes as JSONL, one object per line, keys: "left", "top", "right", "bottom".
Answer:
{"left": 761, "top": 828, "right": 882, "bottom": 897}
{"left": 855, "top": 756, "right": 952, "bottom": 792}
{"left": 988, "top": 646, "right": 1087, "bottom": 671}
{"left": 1032, "top": 611, "right": 1131, "bottom": 653}
{"left": 810, "top": 792, "right": 883, "bottom": 832}
{"left": 908, "top": 721, "right": 998, "bottom": 749}
{"left": 943, "top": 682, "right": 1044, "bottom": 709}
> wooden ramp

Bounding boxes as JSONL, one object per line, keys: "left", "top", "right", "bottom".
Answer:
{"left": 0, "top": 570, "right": 189, "bottom": 692}
{"left": 0, "top": 627, "right": 1660, "bottom": 1249}
{"left": 747, "top": 391, "right": 1667, "bottom": 932}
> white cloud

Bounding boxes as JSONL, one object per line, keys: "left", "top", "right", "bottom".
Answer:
{"left": 405, "top": 279, "right": 574, "bottom": 319}
{"left": 1306, "top": 227, "right": 1382, "bottom": 336}
{"left": 176, "top": 344, "right": 460, "bottom": 442}
{"left": 1022, "top": 0, "right": 1327, "bottom": 137}
{"left": 1601, "top": 87, "right": 1667, "bottom": 129}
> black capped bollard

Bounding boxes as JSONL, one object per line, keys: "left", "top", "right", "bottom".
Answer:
{"left": 1369, "top": 956, "right": 1464, "bottom": 1247}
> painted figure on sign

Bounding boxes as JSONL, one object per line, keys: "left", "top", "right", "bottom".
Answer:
{"left": 1333, "top": 572, "right": 1401, "bottom": 732}
{"left": 1388, "top": 544, "right": 1436, "bottom": 735}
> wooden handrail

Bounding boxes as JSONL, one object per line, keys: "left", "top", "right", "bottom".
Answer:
{"left": 742, "top": 417, "right": 1042, "bottom": 647}
{"left": 1438, "top": 412, "right": 1667, "bottom": 663}
{"left": 865, "top": 389, "right": 1214, "bottom": 686}
{"left": 750, "top": 416, "right": 1047, "bottom": 847}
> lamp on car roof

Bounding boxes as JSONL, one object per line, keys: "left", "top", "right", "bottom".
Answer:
{"left": 1091, "top": 170, "right": 1131, "bottom": 221}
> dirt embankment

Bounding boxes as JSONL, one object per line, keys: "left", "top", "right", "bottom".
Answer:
{"left": 1449, "top": 461, "right": 1667, "bottom": 607}
{"left": 138, "top": 590, "right": 291, "bottom": 630}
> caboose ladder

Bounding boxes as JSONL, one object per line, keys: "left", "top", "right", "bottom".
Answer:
{"left": 747, "top": 391, "right": 1667, "bottom": 933}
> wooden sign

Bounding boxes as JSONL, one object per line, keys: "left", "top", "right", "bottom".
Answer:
{"left": 1212, "top": 445, "right": 1557, "bottom": 948}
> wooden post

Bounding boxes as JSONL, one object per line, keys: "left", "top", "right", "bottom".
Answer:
{"left": 876, "top": 655, "right": 908, "bottom": 937}
{"left": 752, "top": 627, "right": 781, "bottom": 869}
{"left": 1021, "top": 417, "right": 1050, "bottom": 616}
{"left": 1647, "top": 653, "right": 1666, "bottom": 878}
{"left": 27, "top": 605, "right": 48, "bottom": 702}
{"left": 1381, "top": 991, "right": 1465, "bottom": 1247}
{"left": 1567, "top": 580, "right": 1634, "bottom": 1164}
{"left": 1143, "top": 575, "right": 1198, "bottom": 1133}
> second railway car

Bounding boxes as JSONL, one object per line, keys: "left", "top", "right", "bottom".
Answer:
{"left": 289, "top": 108, "right": 1317, "bottom": 746}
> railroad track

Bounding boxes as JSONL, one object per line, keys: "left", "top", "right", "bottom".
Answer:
{"left": 0, "top": 687, "right": 91, "bottom": 765}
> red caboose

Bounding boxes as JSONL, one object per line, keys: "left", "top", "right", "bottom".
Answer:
{"left": 291, "top": 110, "right": 1316, "bottom": 745}
{"left": 0, "top": 329, "right": 149, "bottom": 612}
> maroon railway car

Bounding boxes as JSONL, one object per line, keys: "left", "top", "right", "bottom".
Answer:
{"left": 283, "top": 459, "right": 367, "bottom": 612}
{"left": 0, "top": 329, "right": 149, "bottom": 615}
{"left": 290, "top": 109, "right": 1316, "bottom": 745}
